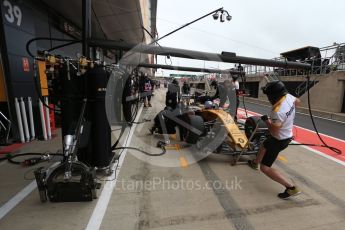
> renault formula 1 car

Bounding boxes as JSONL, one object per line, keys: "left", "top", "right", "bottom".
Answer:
{"left": 151, "top": 103, "right": 269, "bottom": 164}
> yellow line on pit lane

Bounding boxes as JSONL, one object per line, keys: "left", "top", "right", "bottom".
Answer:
{"left": 179, "top": 156, "right": 189, "bottom": 168}
{"left": 278, "top": 155, "right": 288, "bottom": 163}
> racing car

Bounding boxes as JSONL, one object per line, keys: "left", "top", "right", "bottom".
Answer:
{"left": 150, "top": 101, "right": 269, "bottom": 165}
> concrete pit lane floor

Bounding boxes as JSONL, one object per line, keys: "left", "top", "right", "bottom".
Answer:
{"left": 1, "top": 87, "right": 345, "bottom": 230}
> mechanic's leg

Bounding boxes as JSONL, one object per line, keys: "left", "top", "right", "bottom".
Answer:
{"left": 147, "top": 94, "right": 152, "bottom": 107}
{"left": 140, "top": 91, "right": 145, "bottom": 103}
{"left": 235, "top": 96, "right": 239, "bottom": 120}
{"left": 260, "top": 164, "right": 293, "bottom": 188}
{"left": 144, "top": 96, "right": 148, "bottom": 107}
{"left": 254, "top": 144, "right": 266, "bottom": 164}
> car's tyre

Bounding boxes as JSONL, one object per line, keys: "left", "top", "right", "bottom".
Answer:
{"left": 244, "top": 116, "right": 268, "bottom": 139}
{"left": 184, "top": 115, "right": 204, "bottom": 144}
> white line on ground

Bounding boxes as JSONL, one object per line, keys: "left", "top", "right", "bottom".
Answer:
{"left": 0, "top": 160, "right": 7, "bottom": 166}
{"left": 296, "top": 111, "right": 345, "bottom": 124}
{"left": 0, "top": 181, "right": 36, "bottom": 220}
{"left": 85, "top": 105, "right": 144, "bottom": 230}
{"left": 292, "top": 141, "right": 345, "bottom": 167}
{"left": 0, "top": 162, "right": 59, "bottom": 220}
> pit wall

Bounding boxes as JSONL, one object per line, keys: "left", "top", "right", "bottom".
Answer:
{"left": 300, "top": 71, "right": 345, "bottom": 113}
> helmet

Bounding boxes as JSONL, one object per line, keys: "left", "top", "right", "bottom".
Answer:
{"left": 262, "top": 81, "right": 288, "bottom": 104}
{"left": 204, "top": 100, "right": 213, "bottom": 109}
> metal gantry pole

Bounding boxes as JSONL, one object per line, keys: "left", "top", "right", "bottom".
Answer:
{"left": 138, "top": 63, "right": 245, "bottom": 75}
{"left": 82, "top": 0, "right": 92, "bottom": 57}
{"left": 89, "top": 40, "right": 311, "bottom": 70}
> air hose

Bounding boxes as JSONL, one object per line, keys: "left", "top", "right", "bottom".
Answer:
{"left": 26, "top": 37, "right": 81, "bottom": 58}
{"left": 26, "top": 37, "right": 83, "bottom": 112}
{"left": 6, "top": 152, "right": 63, "bottom": 166}
{"left": 290, "top": 75, "right": 341, "bottom": 154}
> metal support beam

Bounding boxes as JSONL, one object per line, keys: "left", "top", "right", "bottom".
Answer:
{"left": 138, "top": 63, "right": 244, "bottom": 75}
{"left": 153, "top": 7, "right": 223, "bottom": 44}
{"left": 89, "top": 40, "right": 311, "bottom": 70}
{"left": 82, "top": 0, "right": 92, "bottom": 57}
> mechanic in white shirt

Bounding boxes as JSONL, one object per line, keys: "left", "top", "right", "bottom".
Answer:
{"left": 248, "top": 81, "right": 302, "bottom": 199}
{"left": 231, "top": 75, "right": 240, "bottom": 120}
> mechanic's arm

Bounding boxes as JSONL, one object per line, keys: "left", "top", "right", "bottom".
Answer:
{"left": 262, "top": 112, "right": 283, "bottom": 137}
{"left": 264, "top": 119, "right": 282, "bottom": 137}
{"left": 295, "top": 97, "right": 301, "bottom": 107}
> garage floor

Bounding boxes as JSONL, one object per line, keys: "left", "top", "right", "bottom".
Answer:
{"left": 1, "top": 87, "right": 345, "bottom": 230}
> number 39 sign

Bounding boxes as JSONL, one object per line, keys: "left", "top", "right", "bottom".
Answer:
{"left": 3, "top": 0, "right": 22, "bottom": 27}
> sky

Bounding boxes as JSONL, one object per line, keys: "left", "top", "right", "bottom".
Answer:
{"left": 155, "top": 0, "right": 345, "bottom": 76}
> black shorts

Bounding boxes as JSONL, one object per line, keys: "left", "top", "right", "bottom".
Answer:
{"left": 261, "top": 136, "right": 292, "bottom": 167}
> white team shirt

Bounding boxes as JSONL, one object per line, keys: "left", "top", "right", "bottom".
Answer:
{"left": 270, "top": 94, "right": 296, "bottom": 140}
{"left": 232, "top": 80, "right": 239, "bottom": 90}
